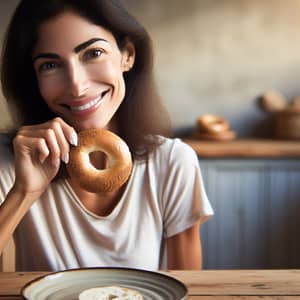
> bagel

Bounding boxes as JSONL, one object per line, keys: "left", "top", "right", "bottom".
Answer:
{"left": 197, "top": 114, "right": 229, "bottom": 134}
{"left": 67, "top": 128, "right": 132, "bottom": 193}
{"left": 79, "top": 286, "right": 143, "bottom": 300}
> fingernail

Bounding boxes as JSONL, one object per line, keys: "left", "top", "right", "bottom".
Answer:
{"left": 62, "top": 153, "right": 69, "bottom": 164}
{"left": 70, "top": 131, "right": 78, "bottom": 146}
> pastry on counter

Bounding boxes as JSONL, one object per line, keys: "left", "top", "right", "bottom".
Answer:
{"left": 194, "top": 114, "right": 236, "bottom": 141}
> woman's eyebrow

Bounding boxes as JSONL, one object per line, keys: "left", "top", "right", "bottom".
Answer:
{"left": 32, "top": 38, "right": 108, "bottom": 62}
{"left": 74, "top": 38, "right": 108, "bottom": 53}
{"left": 33, "top": 53, "right": 59, "bottom": 63}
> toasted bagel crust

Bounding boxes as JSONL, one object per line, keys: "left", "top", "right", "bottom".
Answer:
{"left": 197, "top": 114, "right": 229, "bottom": 134}
{"left": 67, "top": 129, "right": 132, "bottom": 193}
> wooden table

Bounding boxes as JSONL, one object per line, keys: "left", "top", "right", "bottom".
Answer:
{"left": 0, "top": 270, "right": 299, "bottom": 299}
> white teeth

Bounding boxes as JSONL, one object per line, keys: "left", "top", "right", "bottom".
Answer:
{"left": 70, "top": 96, "right": 101, "bottom": 112}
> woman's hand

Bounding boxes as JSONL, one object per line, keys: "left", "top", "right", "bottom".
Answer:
{"left": 12, "top": 117, "right": 77, "bottom": 200}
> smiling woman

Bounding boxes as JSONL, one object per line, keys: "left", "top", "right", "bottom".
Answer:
{"left": 31, "top": 11, "right": 134, "bottom": 131}
{"left": 0, "top": 0, "right": 213, "bottom": 272}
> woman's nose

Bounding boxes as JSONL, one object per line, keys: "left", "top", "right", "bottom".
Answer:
{"left": 67, "top": 61, "right": 90, "bottom": 97}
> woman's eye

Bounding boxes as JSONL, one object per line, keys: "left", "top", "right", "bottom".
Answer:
{"left": 38, "top": 62, "right": 59, "bottom": 73}
{"left": 84, "top": 49, "right": 103, "bottom": 60}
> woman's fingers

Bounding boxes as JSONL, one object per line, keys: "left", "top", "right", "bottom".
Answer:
{"left": 46, "top": 120, "right": 69, "bottom": 164}
{"left": 12, "top": 118, "right": 78, "bottom": 195}
{"left": 16, "top": 130, "right": 60, "bottom": 167}
{"left": 18, "top": 117, "right": 78, "bottom": 165}
{"left": 48, "top": 117, "right": 78, "bottom": 147}
{"left": 19, "top": 128, "right": 63, "bottom": 166}
{"left": 36, "top": 136, "right": 50, "bottom": 164}
{"left": 19, "top": 117, "right": 77, "bottom": 146}
{"left": 41, "top": 128, "right": 61, "bottom": 166}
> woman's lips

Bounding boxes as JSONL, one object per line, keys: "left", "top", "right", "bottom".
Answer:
{"left": 70, "top": 95, "right": 102, "bottom": 112}
{"left": 67, "top": 90, "right": 109, "bottom": 116}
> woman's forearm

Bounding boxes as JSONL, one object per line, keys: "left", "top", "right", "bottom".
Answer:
{"left": 0, "top": 186, "right": 37, "bottom": 255}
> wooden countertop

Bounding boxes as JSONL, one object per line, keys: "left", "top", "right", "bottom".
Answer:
{"left": 1, "top": 270, "right": 300, "bottom": 299}
{"left": 184, "top": 138, "right": 300, "bottom": 158}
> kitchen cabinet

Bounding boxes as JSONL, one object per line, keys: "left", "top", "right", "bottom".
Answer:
{"left": 186, "top": 139, "right": 300, "bottom": 269}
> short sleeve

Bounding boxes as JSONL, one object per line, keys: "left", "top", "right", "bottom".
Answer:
{"left": 160, "top": 139, "right": 213, "bottom": 238}
{"left": 0, "top": 134, "right": 15, "bottom": 205}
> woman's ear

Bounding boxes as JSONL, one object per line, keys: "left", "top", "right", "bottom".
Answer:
{"left": 121, "top": 38, "right": 135, "bottom": 72}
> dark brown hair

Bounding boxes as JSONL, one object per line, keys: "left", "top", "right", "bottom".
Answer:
{"left": 1, "top": 0, "right": 171, "bottom": 159}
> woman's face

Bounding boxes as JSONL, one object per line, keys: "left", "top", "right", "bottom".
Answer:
{"left": 32, "top": 11, "right": 135, "bottom": 131}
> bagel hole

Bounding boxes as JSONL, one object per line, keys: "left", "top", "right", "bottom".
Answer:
{"left": 89, "top": 151, "right": 107, "bottom": 170}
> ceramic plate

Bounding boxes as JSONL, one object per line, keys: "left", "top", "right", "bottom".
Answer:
{"left": 22, "top": 267, "right": 188, "bottom": 300}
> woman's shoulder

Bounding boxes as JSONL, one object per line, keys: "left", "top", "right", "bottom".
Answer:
{"left": 156, "top": 136, "right": 198, "bottom": 158}
{"left": 151, "top": 136, "right": 199, "bottom": 166}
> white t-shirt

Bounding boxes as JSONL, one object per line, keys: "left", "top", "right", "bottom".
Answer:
{"left": 0, "top": 134, "right": 213, "bottom": 271}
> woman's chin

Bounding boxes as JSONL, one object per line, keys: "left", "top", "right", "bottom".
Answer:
{"left": 73, "top": 120, "right": 109, "bottom": 132}
{"left": 61, "top": 112, "right": 111, "bottom": 131}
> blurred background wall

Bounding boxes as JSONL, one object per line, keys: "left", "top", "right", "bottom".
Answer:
{"left": 1, "top": 0, "right": 300, "bottom": 136}
{"left": 0, "top": 0, "right": 19, "bottom": 131}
